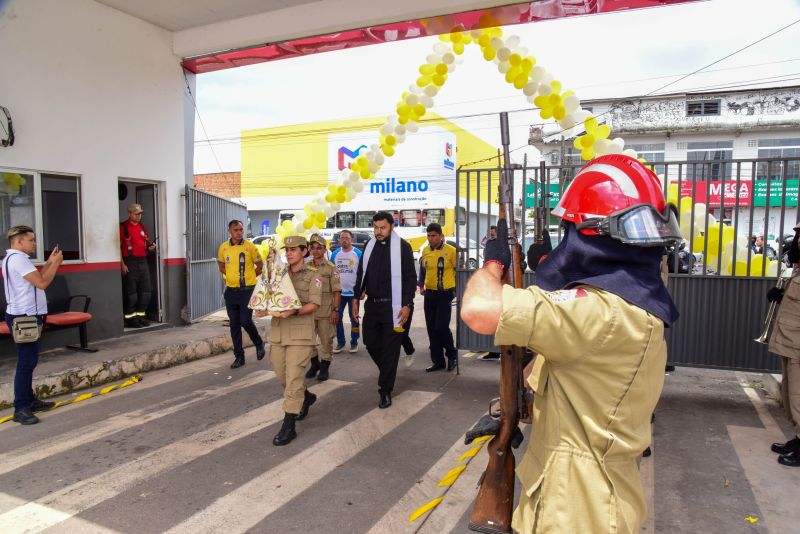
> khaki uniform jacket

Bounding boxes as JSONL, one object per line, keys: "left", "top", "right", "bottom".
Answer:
{"left": 269, "top": 265, "right": 322, "bottom": 346}
{"left": 769, "top": 269, "right": 800, "bottom": 360}
{"left": 495, "top": 285, "right": 666, "bottom": 534}
{"left": 310, "top": 260, "right": 341, "bottom": 318}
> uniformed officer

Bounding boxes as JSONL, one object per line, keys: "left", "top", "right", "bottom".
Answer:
{"left": 418, "top": 222, "right": 458, "bottom": 372}
{"left": 120, "top": 203, "right": 156, "bottom": 328}
{"left": 461, "top": 155, "right": 681, "bottom": 533}
{"left": 267, "top": 235, "right": 322, "bottom": 446}
{"left": 767, "top": 222, "right": 800, "bottom": 466}
{"left": 304, "top": 234, "right": 341, "bottom": 382}
{"left": 217, "top": 220, "right": 265, "bottom": 369}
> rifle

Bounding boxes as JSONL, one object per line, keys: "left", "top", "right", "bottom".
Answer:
{"left": 468, "top": 113, "right": 532, "bottom": 534}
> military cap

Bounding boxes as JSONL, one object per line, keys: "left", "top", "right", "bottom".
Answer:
{"left": 127, "top": 203, "right": 144, "bottom": 214}
{"left": 282, "top": 235, "right": 308, "bottom": 248}
{"left": 308, "top": 233, "right": 327, "bottom": 248}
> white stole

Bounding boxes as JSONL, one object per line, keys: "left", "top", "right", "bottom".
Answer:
{"left": 361, "top": 230, "right": 404, "bottom": 330}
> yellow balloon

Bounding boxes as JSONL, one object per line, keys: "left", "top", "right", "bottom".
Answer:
{"left": 359, "top": 167, "right": 370, "bottom": 179}
{"left": 692, "top": 235, "right": 705, "bottom": 254}
{"left": 573, "top": 137, "right": 583, "bottom": 150}
{"left": 303, "top": 219, "right": 313, "bottom": 229}
{"left": 397, "top": 104, "right": 411, "bottom": 116}
{"left": 337, "top": 185, "right": 346, "bottom": 195}
{"left": 534, "top": 95, "right": 548, "bottom": 108}
{"left": 483, "top": 48, "right": 496, "bottom": 61}
{"left": 514, "top": 73, "right": 528, "bottom": 89}
{"left": 328, "top": 184, "right": 337, "bottom": 193}
{"left": 398, "top": 115, "right": 409, "bottom": 125}
{"left": 551, "top": 80, "right": 562, "bottom": 94}
{"left": 595, "top": 124, "right": 611, "bottom": 140}
{"left": 749, "top": 254, "right": 765, "bottom": 277}
{"left": 581, "top": 148, "right": 596, "bottom": 161}
{"left": 383, "top": 145, "right": 395, "bottom": 157}
{"left": 435, "top": 63, "right": 448, "bottom": 75}
{"left": 416, "top": 76, "right": 431, "bottom": 87}
{"left": 584, "top": 116, "right": 598, "bottom": 133}
{"left": 580, "top": 134, "right": 595, "bottom": 148}
{"left": 679, "top": 195, "right": 693, "bottom": 214}
{"left": 386, "top": 135, "right": 397, "bottom": 146}
{"left": 325, "top": 194, "right": 334, "bottom": 202}
{"left": 413, "top": 104, "right": 426, "bottom": 117}
{"left": 282, "top": 219, "right": 294, "bottom": 230}
{"left": 304, "top": 204, "right": 313, "bottom": 215}
{"left": 453, "top": 42, "right": 465, "bottom": 55}
{"left": 521, "top": 57, "right": 535, "bottom": 71}
{"left": 336, "top": 193, "right": 346, "bottom": 203}
{"left": 547, "top": 93, "right": 561, "bottom": 106}
{"left": 432, "top": 74, "right": 446, "bottom": 86}
{"left": 276, "top": 227, "right": 285, "bottom": 237}
{"left": 667, "top": 184, "right": 679, "bottom": 206}
{"left": 419, "top": 64, "right": 434, "bottom": 75}
{"left": 505, "top": 68, "right": 519, "bottom": 84}
{"left": 478, "top": 34, "right": 491, "bottom": 47}
{"left": 553, "top": 105, "right": 566, "bottom": 121}
{"left": 540, "top": 108, "right": 553, "bottom": 120}
{"left": 450, "top": 31, "right": 463, "bottom": 43}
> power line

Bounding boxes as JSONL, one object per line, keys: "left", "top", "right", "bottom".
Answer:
{"left": 185, "top": 72, "right": 224, "bottom": 174}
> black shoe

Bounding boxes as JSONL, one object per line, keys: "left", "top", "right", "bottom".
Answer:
{"left": 379, "top": 391, "right": 392, "bottom": 409}
{"left": 31, "top": 399, "right": 55, "bottom": 412}
{"left": 296, "top": 390, "right": 317, "bottom": 421}
{"left": 136, "top": 317, "right": 150, "bottom": 327}
{"left": 642, "top": 446, "right": 652, "bottom": 458}
{"left": 771, "top": 436, "right": 800, "bottom": 455}
{"left": 272, "top": 413, "right": 297, "bottom": 446}
{"left": 317, "top": 360, "right": 330, "bottom": 382}
{"left": 479, "top": 352, "right": 500, "bottom": 361}
{"left": 778, "top": 450, "right": 800, "bottom": 467}
{"left": 256, "top": 345, "right": 266, "bottom": 361}
{"left": 447, "top": 359, "right": 457, "bottom": 371}
{"left": 426, "top": 364, "right": 446, "bottom": 372}
{"left": 12, "top": 408, "right": 39, "bottom": 425}
{"left": 230, "top": 358, "right": 245, "bottom": 369}
{"left": 305, "top": 356, "right": 320, "bottom": 378}
{"left": 125, "top": 318, "right": 141, "bottom": 328}
{"left": 404, "top": 346, "right": 415, "bottom": 356}
{"left": 665, "top": 365, "right": 675, "bottom": 372}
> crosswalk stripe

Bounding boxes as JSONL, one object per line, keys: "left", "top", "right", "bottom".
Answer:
{"left": 0, "top": 370, "right": 276, "bottom": 481}
{"left": 462, "top": 351, "right": 489, "bottom": 359}
{"left": 165, "top": 390, "right": 440, "bottom": 534}
{"left": 0, "top": 380, "right": 349, "bottom": 533}
{"left": 0, "top": 504, "right": 120, "bottom": 534}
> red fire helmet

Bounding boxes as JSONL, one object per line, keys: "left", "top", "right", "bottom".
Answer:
{"left": 552, "top": 154, "right": 680, "bottom": 246}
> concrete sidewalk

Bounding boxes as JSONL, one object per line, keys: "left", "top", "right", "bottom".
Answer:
{"left": 0, "top": 313, "right": 269, "bottom": 409}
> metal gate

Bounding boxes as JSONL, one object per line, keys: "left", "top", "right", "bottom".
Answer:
{"left": 185, "top": 186, "right": 248, "bottom": 321}
{"left": 455, "top": 156, "right": 799, "bottom": 372}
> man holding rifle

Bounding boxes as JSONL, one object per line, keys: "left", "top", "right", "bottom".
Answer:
{"left": 462, "top": 154, "right": 680, "bottom": 533}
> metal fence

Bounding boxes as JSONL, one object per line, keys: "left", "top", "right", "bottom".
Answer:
{"left": 185, "top": 186, "right": 248, "bottom": 322}
{"left": 455, "top": 156, "right": 799, "bottom": 372}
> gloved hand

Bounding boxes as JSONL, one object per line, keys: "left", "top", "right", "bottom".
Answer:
{"left": 483, "top": 219, "right": 511, "bottom": 274}
{"left": 767, "top": 287, "right": 784, "bottom": 303}
{"left": 464, "top": 414, "right": 524, "bottom": 449}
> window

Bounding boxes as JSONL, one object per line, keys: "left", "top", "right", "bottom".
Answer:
{"left": 356, "top": 211, "right": 375, "bottom": 228}
{"left": 1, "top": 170, "right": 82, "bottom": 261}
{"left": 686, "top": 141, "right": 733, "bottom": 181}
{"left": 325, "top": 216, "right": 335, "bottom": 229}
{"left": 686, "top": 99, "right": 721, "bottom": 116}
{"left": 756, "top": 138, "right": 800, "bottom": 181}
{"left": 423, "top": 209, "right": 444, "bottom": 225}
{"left": 629, "top": 143, "right": 666, "bottom": 176}
{"left": 336, "top": 211, "right": 355, "bottom": 228}
{"left": 399, "top": 209, "right": 421, "bottom": 227}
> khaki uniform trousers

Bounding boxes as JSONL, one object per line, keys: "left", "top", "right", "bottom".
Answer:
{"left": 269, "top": 345, "right": 314, "bottom": 414}
{"left": 780, "top": 357, "right": 800, "bottom": 434}
{"left": 315, "top": 317, "right": 335, "bottom": 361}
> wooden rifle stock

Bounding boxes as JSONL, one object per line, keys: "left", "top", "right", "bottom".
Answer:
{"left": 469, "top": 114, "right": 530, "bottom": 534}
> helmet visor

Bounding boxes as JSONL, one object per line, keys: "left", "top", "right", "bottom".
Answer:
{"left": 579, "top": 204, "right": 682, "bottom": 246}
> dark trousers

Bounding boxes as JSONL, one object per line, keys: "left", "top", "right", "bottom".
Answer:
{"left": 402, "top": 307, "right": 415, "bottom": 355}
{"left": 123, "top": 256, "right": 152, "bottom": 316}
{"left": 6, "top": 314, "right": 44, "bottom": 411}
{"left": 224, "top": 286, "right": 263, "bottom": 360}
{"left": 336, "top": 295, "right": 360, "bottom": 346}
{"left": 363, "top": 300, "right": 404, "bottom": 394}
{"left": 424, "top": 289, "right": 457, "bottom": 366}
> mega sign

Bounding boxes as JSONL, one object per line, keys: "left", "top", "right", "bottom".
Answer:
{"left": 679, "top": 181, "right": 752, "bottom": 207}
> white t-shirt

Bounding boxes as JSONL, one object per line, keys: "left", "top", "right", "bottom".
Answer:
{"left": 2, "top": 249, "right": 47, "bottom": 315}
{"left": 331, "top": 247, "right": 362, "bottom": 296}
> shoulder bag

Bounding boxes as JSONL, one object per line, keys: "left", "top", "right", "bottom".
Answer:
{"left": 3, "top": 254, "right": 43, "bottom": 343}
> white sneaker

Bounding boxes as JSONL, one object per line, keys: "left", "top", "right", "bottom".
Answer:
{"left": 333, "top": 343, "right": 344, "bottom": 354}
{"left": 349, "top": 343, "right": 358, "bottom": 353}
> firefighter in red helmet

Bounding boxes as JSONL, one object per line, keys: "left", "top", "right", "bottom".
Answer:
{"left": 462, "top": 154, "right": 680, "bottom": 533}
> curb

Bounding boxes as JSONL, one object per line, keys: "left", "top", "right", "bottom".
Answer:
{"left": 0, "top": 332, "right": 251, "bottom": 409}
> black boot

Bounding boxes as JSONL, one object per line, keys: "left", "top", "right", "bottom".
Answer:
{"left": 772, "top": 436, "right": 800, "bottom": 455}
{"left": 305, "top": 356, "right": 320, "bottom": 378}
{"left": 297, "top": 390, "right": 317, "bottom": 421}
{"left": 272, "top": 413, "right": 297, "bottom": 446}
{"left": 379, "top": 391, "right": 392, "bottom": 409}
{"left": 12, "top": 408, "right": 39, "bottom": 425}
{"left": 317, "top": 360, "right": 330, "bottom": 382}
{"left": 778, "top": 450, "right": 800, "bottom": 467}
{"left": 230, "top": 358, "right": 245, "bottom": 369}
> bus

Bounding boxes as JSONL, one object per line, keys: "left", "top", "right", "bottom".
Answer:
{"left": 278, "top": 193, "right": 466, "bottom": 254}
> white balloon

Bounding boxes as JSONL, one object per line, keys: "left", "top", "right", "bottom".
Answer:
{"left": 388, "top": 115, "right": 398, "bottom": 125}
{"left": 424, "top": 85, "right": 438, "bottom": 97}
{"left": 611, "top": 137, "right": 625, "bottom": 151}
{"left": 410, "top": 83, "right": 424, "bottom": 94}
{"left": 420, "top": 95, "right": 434, "bottom": 108}
{"left": 470, "top": 29, "right": 482, "bottom": 39}
{"left": 623, "top": 148, "right": 638, "bottom": 158}
{"left": 530, "top": 66, "right": 546, "bottom": 83}
{"left": 538, "top": 84, "right": 552, "bottom": 97}
{"left": 571, "top": 110, "right": 591, "bottom": 126}
{"left": 349, "top": 171, "right": 360, "bottom": 182}
{"left": 352, "top": 181, "right": 364, "bottom": 193}
{"left": 426, "top": 54, "right": 442, "bottom": 65}
{"left": 375, "top": 153, "right": 385, "bottom": 165}
{"left": 309, "top": 225, "right": 319, "bottom": 234}
{"left": 515, "top": 46, "right": 528, "bottom": 58}
{"left": 447, "top": 63, "right": 456, "bottom": 73}
{"left": 330, "top": 202, "right": 340, "bottom": 211}
{"left": 497, "top": 47, "right": 511, "bottom": 61}
{"left": 593, "top": 138, "right": 611, "bottom": 155}
{"left": 490, "top": 37, "right": 504, "bottom": 50}
{"left": 370, "top": 143, "right": 380, "bottom": 153}
{"left": 526, "top": 93, "right": 537, "bottom": 104}
{"left": 505, "top": 35, "right": 520, "bottom": 49}
{"left": 380, "top": 123, "right": 393, "bottom": 136}
{"left": 395, "top": 133, "right": 406, "bottom": 144}
{"left": 394, "top": 124, "right": 407, "bottom": 135}
{"left": 560, "top": 115, "right": 576, "bottom": 131}
{"left": 498, "top": 61, "right": 510, "bottom": 74}
{"left": 368, "top": 161, "right": 379, "bottom": 173}
{"left": 406, "top": 121, "right": 419, "bottom": 133}
{"left": 605, "top": 141, "right": 623, "bottom": 155}
{"left": 492, "top": 57, "right": 500, "bottom": 65}
{"left": 405, "top": 93, "right": 419, "bottom": 106}
{"left": 563, "top": 94, "right": 580, "bottom": 113}
{"left": 433, "top": 42, "right": 448, "bottom": 55}
{"left": 523, "top": 81, "right": 539, "bottom": 96}
{"left": 442, "top": 52, "right": 455, "bottom": 65}
{"left": 295, "top": 222, "right": 305, "bottom": 234}
{"left": 323, "top": 206, "right": 334, "bottom": 217}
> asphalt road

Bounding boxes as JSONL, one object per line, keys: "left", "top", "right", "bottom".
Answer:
{"left": 1, "top": 316, "right": 799, "bottom": 533}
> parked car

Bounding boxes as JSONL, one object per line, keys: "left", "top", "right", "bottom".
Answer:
{"left": 250, "top": 234, "right": 277, "bottom": 246}
{"left": 329, "top": 231, "right": 372, "bottom": 252}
